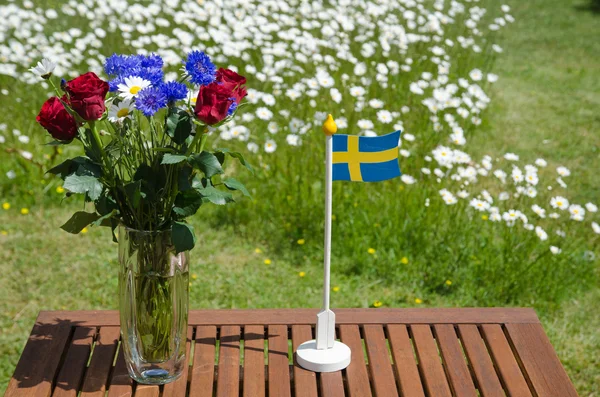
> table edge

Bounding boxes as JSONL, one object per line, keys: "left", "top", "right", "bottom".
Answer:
{"left": 35, "top": 308, "right": 540, "bottom": 326}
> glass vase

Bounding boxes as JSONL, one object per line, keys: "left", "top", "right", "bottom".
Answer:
{"left": 118, "top": 225, "right": 189, "bottom": 385}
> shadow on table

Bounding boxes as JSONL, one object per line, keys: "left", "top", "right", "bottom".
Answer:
{"left": 8, "top": 317, "right": 290, "bottom": 394}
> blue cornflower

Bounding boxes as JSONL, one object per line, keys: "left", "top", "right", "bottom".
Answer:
{"left": 160, "top": 82, "right": 188, "bottom": 104}
{"left": 139, "top": 67, "right": 164, "bottom": 86}
{"left": 108, "top": 75, "right": 124, "bottom": 92}
{"left": 227, "top": 99, "right": 237, "bottom": 116}
{"left": 135, "top": 87, "right": 167, "bottom": 117}
{"left": 104, "top": 54, "right": 127, "bottom": 76}
{"left": 141, "top": 53, "right": 164, "bottom": 69}
{"left": 184, "top": 50, "right": 216, "bottom": 86}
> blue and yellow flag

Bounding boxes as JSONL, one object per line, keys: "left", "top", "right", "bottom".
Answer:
{"left": 332, "top": 131, "right": 401, "bottom": 182}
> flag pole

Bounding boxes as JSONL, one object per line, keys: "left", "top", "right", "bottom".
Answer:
{"left": 296, "top": 114, "right": 351, "bottom": 372}
{"left": 315, "top": 131, "right": 334, "bottom": 349}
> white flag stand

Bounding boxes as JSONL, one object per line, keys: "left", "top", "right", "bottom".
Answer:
{"left": 296, "top": 115, "right": 351, "bottom": 373}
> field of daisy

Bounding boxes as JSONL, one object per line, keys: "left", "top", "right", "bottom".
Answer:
{"left": 1, "top": 0, "right": 599, "bottom": 393}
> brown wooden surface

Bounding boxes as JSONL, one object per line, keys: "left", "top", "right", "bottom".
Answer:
{"left": 386, "top": 324, "right": 425, "bottom": 397}
{"left": 5, "top": 309, "right": 579, "bottom": 397}
{"left": 338, "top": 325, "right": 371, "bottom": 397}
{"left": 291, "top": 325, "right": 318, "bottom": 397}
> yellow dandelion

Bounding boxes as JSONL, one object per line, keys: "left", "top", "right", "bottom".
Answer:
{"left": 20, "top": 208, "right": 29, "bottom": 215}
{"left": 81, "top": 227, "right": 88, "bottom": 234}
{"left": 255, "top": 248, "right": 263, "bottom": 254}
{"left": 400, "top": 257, "right": 409, "bottom": 265}
{"left": 264, "top": 259, "right": 272, "bottom": 265}
{"left": 353, "top": 202, "right": 358, "bottom": 207}
{"left": 298, "top": 271, "right": 306, "bottom": 277}
{"left": 373, "top": 300, "right": 383, "bottom": 308}
{"left": 481, "top": 215, "right": 488, "bottom": 221}
{"left": 56, "top": 186, "right": 65, "bottom": 194}
{"left": 297, "top": 239, "right": 305, "bottom": 245}
{"left": 367, "top": 248, "right": 376, "bottom": 254}
{"left": 191, "top": 274, "right": 198, "bottom": 280}
{"left": 1, "top": 230, "right": 7, "bottom": 236}
{"left": 415, "top": 298, "right": 423, "bottom": 304}
{"left": 2, "top": 202, "right": 10, "bottom": 210}
{"left": 445, "top": 280, "right": 452, "bottom": 286}
{"left": 332, "top": 286, "right": 340, "bottom": 292}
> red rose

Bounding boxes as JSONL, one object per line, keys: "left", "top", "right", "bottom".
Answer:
{"left": 216, "top": 68, "right": 247, "bottom": 103}
{"left": 194, "top": 69, "right": 247, "bottom": 125}
{"left": 65, "top": 72, "right": 109, "bottom": 121}
{"left": 36, "top": 97, "right": 78, "bottom": 141}
{"left": 194, "top": 83, "right": 233, "bottom": 125}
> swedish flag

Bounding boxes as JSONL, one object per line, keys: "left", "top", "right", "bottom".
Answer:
{"left": 332, "top": 131, "right": 401, "bottom": 182}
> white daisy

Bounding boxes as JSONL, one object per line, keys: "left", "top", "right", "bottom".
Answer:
{"left": 286, "top": 134, "right": 301, "bottom": 146}
{"left": 550, "top": 196, "right": 569, "bottom": 210}
{"left": 247, "top": 142, "right": 259, "bottom": 153}
{"left": 592, "top": 222, "right": 600, "bottom": 234}
{"left": 256, "top": 107, "right": 273, "bottom": 121}
{"left": 401, "top": 175, "right": 416, "bottom": 185}
{"left": 108, "top": 99, "right": 133, "bottom": 122}
{"left": 550, "top": 246, "right": 561, "bottom": 255}
{"left": 585, "top": 203, "right": 598, "bottom": 213}
{"left": 118, "top": 76, "right": 151, "bottom": 100}
{"left": 29, "top": 58, "right": 56, "bottom": 79}
{"left": 532, "top": 205, "right": 546, "bottom": 218}
{"left": 264, "top": 139, "right": 277, "bottom": 153}
{"left": 556, "top": 166, "right": 571, "bottom": 177}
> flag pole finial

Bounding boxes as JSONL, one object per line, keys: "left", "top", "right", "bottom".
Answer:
{"left": 323, "top": 114, "right": 337, "bottom": 136}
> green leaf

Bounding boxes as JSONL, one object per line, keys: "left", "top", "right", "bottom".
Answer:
{"left": 166, "top": 108, "right": 193, "bottom": 145}
{"left": 161, "top": 153, "right": 188, "bottom": 165}
{"left": 63, "top": 174, "right": 103, "bottom": 200}
{"left": 189, "top": 152, "right": 223, "bottom": 178}
{"left": 197, "top": 185, "right": 234, "bottom": 205}
{"left": 124, "top": 180, "right": 143, "bottom": 209}
{"left": 92, "top": 209, "right": 118, "bottom": 227}
{"left": 173, "top": 189, "right": 203, "bottom": 218}
{"left": 60, "top": 211, "right": 101, "bottom": 234}
{"left": 95, "top": 191, "right": 118, "bottom": 216}
{"left": 178, "top": 165, "right": 194, "bottom": 191}
{"left": 172, "top": 221, "right": 196, "bottom": 253}
{"left": 47, "top": 159, "right": 74, "bottom": 179}
{"left": 215, "top": 148, "right": 254, "bottom": 174}
{"left": 223, "top": 178, "right": 251, "bottom": 197}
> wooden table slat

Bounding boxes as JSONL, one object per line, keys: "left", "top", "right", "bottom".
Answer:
{"left": 188, "top": 326, "right": 217, "bottom": 397}
{"left": 505, "top": 323, "right": 579, "bottom": 397}
{"left": 457, "top": 325, "right": 505, "bottom": 397}
{"left": 5, "top": 317, "right": 72, "bottom": 397}
{"left": 480, "top": 324, "right": 533, "bottom": 397}
{"left": 80, "top": 326, "right": 120, "bottom": 397}
{"left": 268, "top": 325, "right": 291, "bottom": 397}
{"left": 433, "top": 324, "right": 478, "bottom": 397}
{"left": 291, "top": 325, "right": 318, "bottom": 397}
{"left": 216, "top": 326, "right": 241, "bottom": 397}
{"left": 386, "top": 324, "right": 425, "bottom": 397}
{"left": 411, "top": 324, "right": 453, "bottom": 397}
{"left": 132, "top": 385, "right": 159, "bottom": 397}
{"left": 106, "top": 347, "right": 133, "bottom": 397}
{"left": 339, "top": 325, "right": 372, "bottom": 397}
{"left": 319, "top": 329, "right": 345, "bottom": 397}
{"left": 162, "top": 327, "right": 193, "bottom": 397}
{"left": 52, "top": 327, "right": 96, "bottom": 397}
{"left": 243, "top": 325, "right": 266, "bottom": 397}
{"left": 363, "top": 324, "right": 399, "bottom": 397}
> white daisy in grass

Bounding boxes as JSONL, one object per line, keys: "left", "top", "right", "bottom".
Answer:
{"left": 550, "top": 196, "right": 569, "bottom": 210}
{"left": 118, "top": 76, "right": 151, "bottom": 100}
{"left": 592, "top": 222, "right": 600, "bottom": 234}
{"left": 556, "top": 166, "right": 571, "bottom": 177}
{"left": 585, "top": 203, "right": 598, "bottom": 213}
{"left": 550, "top": 246, "right": 562, "bottom": 255}
{"left": 108, "top": 99, "right": 133, "bottom": 122}
{"left": 247, "top": 142, "right": 259, "bottom": 153}
{"left": 568, "top": 204, "right": 585, "bottom": 221}
{"left": 357, "top": 119, "right": 374, "bottom": 130}
{"left": 29, "top": 58, "right": 56, "bottom": 79}
{"left": 256, "top": 107, "right": 273, "bottom": 120}
{"left": 535, "top": 226, "right": 548, "bottom": 241}
{"left": 264, "top": 139, "right": 277, "bottom": 153}
{"left": 532, "top": 204, "right": 546, "bottom": 218}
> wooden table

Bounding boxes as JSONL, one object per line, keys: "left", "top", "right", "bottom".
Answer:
{"left": 5, "top": 309, "right": 578, "bottom": 397}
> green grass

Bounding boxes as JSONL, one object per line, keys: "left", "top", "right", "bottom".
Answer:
{"left": 1, "top": 0, "right": 599, "bottom": 394}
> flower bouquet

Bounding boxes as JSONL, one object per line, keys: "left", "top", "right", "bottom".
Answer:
{"left": 32, "top": 51, "right": 251, "bottom": 384}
